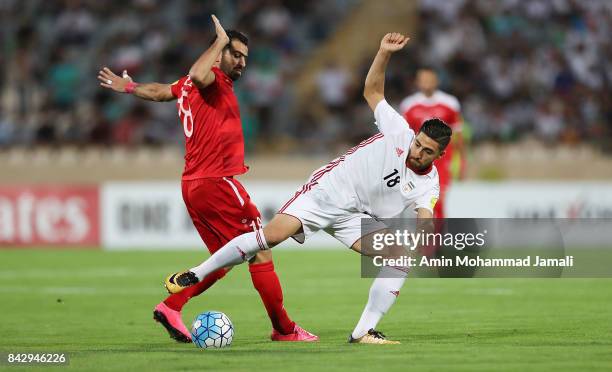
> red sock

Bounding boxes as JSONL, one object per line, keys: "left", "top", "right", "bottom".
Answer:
{"left": 163, "top": 268, "right": 228, "bottom": 311}
{"left": 249, "top": 261, "right": 295, "bottom": 334}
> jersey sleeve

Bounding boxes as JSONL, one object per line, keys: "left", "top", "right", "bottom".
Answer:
{"left": 187, "top": 67, "right": 224, "bottom": 95}
{"left": 414, "top": 182, "right": 440, "bottom": 214}
{"left": 209, "top": 67, "right": 225, "bottom": 88}
{"left": 374, "top": 99, "right": 415, "bottom": 137}
{"left": 170, "top": 76, "right": 189, "bottom": 98}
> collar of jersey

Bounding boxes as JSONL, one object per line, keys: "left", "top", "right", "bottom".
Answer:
{"left": 212, "top": 67, "right": 234, "bottom": 85}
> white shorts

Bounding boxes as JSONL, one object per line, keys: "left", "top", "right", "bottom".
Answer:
{"left": 278, "top": 184, "right": 387, "bottom": 248}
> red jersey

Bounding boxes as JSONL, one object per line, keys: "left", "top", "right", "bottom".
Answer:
{"left": 399, "top": 90, "right": 461, "bottom": 184}
{"left": 171, "top": 67, "right": 248, "bottom": 180}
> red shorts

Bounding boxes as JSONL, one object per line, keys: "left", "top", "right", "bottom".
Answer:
{"left": 182, "top": 177, "right": 261, "bottom": 253}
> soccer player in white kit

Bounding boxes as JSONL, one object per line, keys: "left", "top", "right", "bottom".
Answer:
{"left": 165, "top": 33, "right": 453, "bottom": 344}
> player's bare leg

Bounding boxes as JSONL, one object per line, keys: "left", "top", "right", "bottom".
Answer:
{"left": 348, "top": 234, "right": 405, "bottom": 344}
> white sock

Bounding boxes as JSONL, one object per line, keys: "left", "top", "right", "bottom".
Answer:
{"left": 351, "top": 266, "right": 408, "bottom": 339}
{"left": 190, "top": 230, "right": 268, "bottom": 280}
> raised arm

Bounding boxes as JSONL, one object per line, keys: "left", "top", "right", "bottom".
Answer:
{"left": 363, "top": 33, "right": 410, "bottom": 111}
{"left": 98, "top": 68, "right": 175, "bottom": 102}
{"left": 188, "top": 14, "right": 229, "bottom": 89}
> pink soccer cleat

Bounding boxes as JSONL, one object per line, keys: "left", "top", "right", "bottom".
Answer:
{"left": 153, "top": 302, "right": 192, "bottom": 343}
{"left": 271, "top": 324, "right": 319, "bottom": 342}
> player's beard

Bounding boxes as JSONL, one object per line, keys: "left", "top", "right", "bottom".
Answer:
{"left": 408, "top": 156, "right": 428, "bottom": 171}
{"left": 222, "top": 65, "right": 242, "bottom": 81}
{"left": 220, "top": 60, "right": 243, "bottom": 81}
{"left": 228, "top": 68, "right": 242, "bottom": 81}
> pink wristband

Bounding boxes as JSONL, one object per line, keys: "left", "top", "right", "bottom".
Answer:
{"left": 125, "top": 82, "right": 139, "bottom": 94}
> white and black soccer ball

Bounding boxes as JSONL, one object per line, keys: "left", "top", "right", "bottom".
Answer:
{"left": 191, "top": 311, "right": 234, "bottom": 349}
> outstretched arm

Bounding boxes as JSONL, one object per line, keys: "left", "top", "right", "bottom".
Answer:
{"left": 363, "top": 33, "right": 410, "bottom": 111}
{"left": 98, "top": 68, "right": 175, "bottom": 102}
{"left": 98, "top": 15, "right": 229, "bottom": 99}
{"left": 188, "top": 14, "right": 229, "bottom": 89}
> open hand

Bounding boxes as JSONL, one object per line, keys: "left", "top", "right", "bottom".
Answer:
{"left": 98, "top": 67, "right": 131, "bottom": 92}
{"left": 379, "top": 33, "right": 410, "bottom": 53}
{"left": 211, "top": 14, "right": 229, "bottom": 46}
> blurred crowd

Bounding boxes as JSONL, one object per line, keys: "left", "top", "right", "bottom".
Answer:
{"left": 1, "top": 0, "right": 611, "bottom": 154}
{"left": 0, "top": 0, "right": 352, "bottom": 151}
{"left": 411, "top": 0, "right": 612, "bottom": 149}
{"left": 304, "top": 0, "right": 612, "bottom": 154}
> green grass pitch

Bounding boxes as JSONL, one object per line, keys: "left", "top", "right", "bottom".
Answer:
{"left": 1, "top": 249, "right": 611, "bottom": 371}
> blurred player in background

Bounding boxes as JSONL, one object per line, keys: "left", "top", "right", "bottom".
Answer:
{"left": 400, "top": 68, "right": 465, "bottom": 219}
{"left": 98, "top": 15, "right": 317, "bottom": 343}
{"left": 164, "top": 32, "right": 450, "bottom": 344}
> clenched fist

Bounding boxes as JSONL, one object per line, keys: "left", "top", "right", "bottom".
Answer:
{"left": 379, "top": 33, "right": 410, "bottom": 53}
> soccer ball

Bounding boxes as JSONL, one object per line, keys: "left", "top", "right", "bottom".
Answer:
{"left": 191, "top": 311, "right": 234, "bottom": 349}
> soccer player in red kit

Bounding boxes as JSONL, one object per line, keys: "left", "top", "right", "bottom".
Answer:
{"left": 399, "top": 68, "right": 465, "bottom": 219}
{"left": 98, "top": 15, "right": 317, "bottom": 343}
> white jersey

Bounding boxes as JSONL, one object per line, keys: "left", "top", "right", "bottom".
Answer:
{"left": 303, "top": 100, "right": 440, "bottom": 218}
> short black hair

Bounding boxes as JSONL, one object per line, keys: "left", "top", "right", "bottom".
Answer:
{"left": 419, "top": 118, "right": 452, "bottom": 151}
{"left": 209, "top": 30, "right": 249, "bottom": 47}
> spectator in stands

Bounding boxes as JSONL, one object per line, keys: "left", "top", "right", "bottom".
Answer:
{"left": 1, "top": 0, "right": 611, "bottom": 154}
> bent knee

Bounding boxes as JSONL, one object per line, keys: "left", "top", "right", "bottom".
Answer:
{"left": 261, "top": 228, "right": 290, "bottom": 247}
{"left": 351, "top": 239, "right": 362, "bottom": 253}
{"left": 262, "top": 214, "right": 303, "bottom": 247}
{"left": 250, "top": 250, "right": 273, "bottom": 264}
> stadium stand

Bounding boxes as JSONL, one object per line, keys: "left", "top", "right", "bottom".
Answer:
{"left": 1, "top": 0, "right": 611, "bottom": 183}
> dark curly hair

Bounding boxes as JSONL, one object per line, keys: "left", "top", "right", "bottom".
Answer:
{"left": 209, "top": 30, "right": 249, "bottom": 47}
